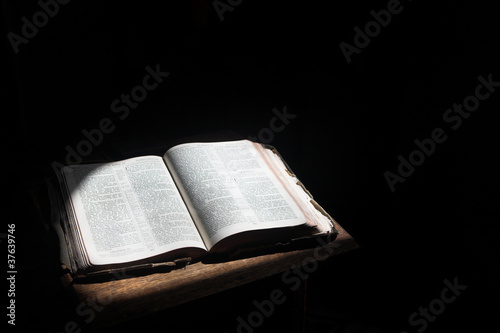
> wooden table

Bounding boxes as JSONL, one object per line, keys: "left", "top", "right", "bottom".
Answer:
{"left": 61, "top": 223, "right": 358, "bottom": 329}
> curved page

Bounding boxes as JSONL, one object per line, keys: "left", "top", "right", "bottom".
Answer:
{"left": 164, "top": 140, "right": 307, "bottom": 248}
{"left": 62, "top": 156, "right": 206, "bottom": 266}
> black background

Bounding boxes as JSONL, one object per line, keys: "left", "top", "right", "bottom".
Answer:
{"left": 2, "top": 0, "right": 499, "bottom": 332}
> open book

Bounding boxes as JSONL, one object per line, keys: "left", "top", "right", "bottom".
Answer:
{"left": 54, "top": 140, "right": 337, "bottom": 276}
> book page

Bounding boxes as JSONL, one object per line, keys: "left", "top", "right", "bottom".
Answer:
{"left": 258, "top": 146, "right": 334, "bottom": 234}
{"left": 164, "top": 140, "right": 307, "bottom": 248}
{"left": 62, "top": 156, "right": 206, "bottom": 266}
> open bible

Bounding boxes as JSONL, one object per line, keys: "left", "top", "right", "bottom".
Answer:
{"left": 53, "top": 140, "right": 337, "bottom": 277}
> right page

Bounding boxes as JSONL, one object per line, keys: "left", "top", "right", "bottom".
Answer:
{"left": 164, "top": 140, "right": 308, "bottom": 249}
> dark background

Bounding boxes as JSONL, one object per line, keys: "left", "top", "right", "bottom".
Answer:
{"left": 2, "top": 0, "right": 499, "bottom": 332}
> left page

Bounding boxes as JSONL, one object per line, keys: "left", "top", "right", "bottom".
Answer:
{"left": 61, "top": 156, "right": 206, "bottom": 266}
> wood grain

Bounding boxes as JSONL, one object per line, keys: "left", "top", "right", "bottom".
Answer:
{"left": 63, "top": 223, "right": 358, "bottom": 328}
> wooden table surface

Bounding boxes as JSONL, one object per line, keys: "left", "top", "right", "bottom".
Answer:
{"left": 61, "top": 222, "right": 358, "bottom": 329}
